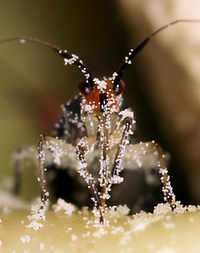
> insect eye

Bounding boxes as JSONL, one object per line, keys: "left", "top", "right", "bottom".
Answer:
{"left": 78, "top": 81, "right": 90, "bottom": 95}
{"left": 114, "top": 80, "right": 125, "bottom": 95}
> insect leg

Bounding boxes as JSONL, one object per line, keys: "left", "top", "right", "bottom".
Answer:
{"left": 75, "top": 138, "right": 103, "bottom": 223}
{"left": 123, "top": 142, "right": 176, "bottom": 208}
{"left": 111, "top": 116, "right": 133, "bottom": 181}
{"left": 38, "top": 135, "right": 78, "bottom": 207}
{"left": 39, "top": 134, "right": 103, "bottom": 222}
{"left": 38, "top": 135, "right": 49, "bottom": 207}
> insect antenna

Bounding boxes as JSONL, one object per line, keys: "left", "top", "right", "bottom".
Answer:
{"left": 0, "top": 36, "right": 94, "bottom": 89}
{"left": 114, "top": 19, "right": 200, "bottom": 87}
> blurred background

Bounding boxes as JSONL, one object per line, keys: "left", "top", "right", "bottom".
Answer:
{"left": 0, "top": 0, "right": 200, "bottom": 207}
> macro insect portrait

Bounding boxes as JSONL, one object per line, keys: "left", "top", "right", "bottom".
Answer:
{"left": 1, "top": 19, "right": 200, "bottom": 224}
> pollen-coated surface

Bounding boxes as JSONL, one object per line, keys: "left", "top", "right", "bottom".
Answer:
{"left": 1, "top": 203, "right": 200, "bottom": 253}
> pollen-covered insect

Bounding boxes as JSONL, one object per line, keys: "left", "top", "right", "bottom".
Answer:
{"left": 1, "top": 19, "right": 199, "bottom": 223}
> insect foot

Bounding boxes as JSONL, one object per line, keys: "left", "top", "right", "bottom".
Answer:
{"left": 2, "top": 19, "right": 199, "bottom": 224}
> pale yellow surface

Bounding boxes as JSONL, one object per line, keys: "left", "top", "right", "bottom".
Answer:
{"left": 0, "top": 209, "right": 200, "bottom": 253}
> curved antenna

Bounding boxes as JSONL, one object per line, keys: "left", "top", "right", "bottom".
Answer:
{"left": 0, "top": 36, "right": 94, "bottom": 89}
{"left": 114, "top": 19, "right": 200, "bottom": 87}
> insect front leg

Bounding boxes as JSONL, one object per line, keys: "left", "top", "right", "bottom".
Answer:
{"left": 75, "top": 137, "right": 103, "bottom": 222}
{"left": 123, "top": 142, "right": 176, "bottom": 208}
{"left": 107, "top": 109, "right": 134, "bottom": 188}
{"left": 111, "top": 116, "right": 133, "bottom": 179}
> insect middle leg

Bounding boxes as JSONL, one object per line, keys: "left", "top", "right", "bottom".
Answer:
{"left": 38, "top": 135, "right": 103, "bottom": 221}
{"left": 123, "top": 141, "right": 176, "bottom": 208}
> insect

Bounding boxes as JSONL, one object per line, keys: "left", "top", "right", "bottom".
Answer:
{"left": 1, "top": 19, "right": 199, "bottom": 223}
